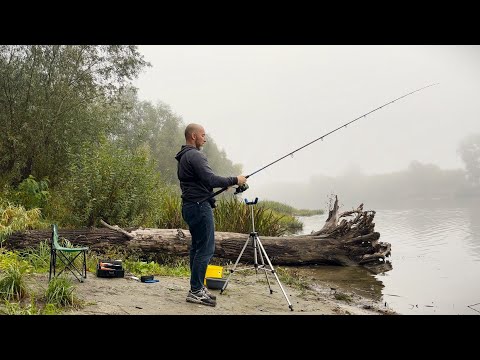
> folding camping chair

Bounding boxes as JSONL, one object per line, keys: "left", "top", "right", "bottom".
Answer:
{"left": 49, "top": 224, "right": 88, "bottom": 283}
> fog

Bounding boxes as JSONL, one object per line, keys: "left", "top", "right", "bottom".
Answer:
{"left": 133, "top": 45, "right": 480, "bottom": 208}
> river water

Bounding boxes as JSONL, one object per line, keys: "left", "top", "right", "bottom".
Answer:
{"left": 295, "top": 200, "right": 480, "bottom": 315}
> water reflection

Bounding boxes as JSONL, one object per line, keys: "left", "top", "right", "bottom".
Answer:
{"left": 364, "top": 261, "right": 393, "bottom": 275}
{"left": 465, "top": 202, "right": 480, "bottom": 260}
{"left": 371, "top": 203, "right": 480, "bottom": 314}
{"left": 294, "top": 265, "right": 385, "bottom": 302}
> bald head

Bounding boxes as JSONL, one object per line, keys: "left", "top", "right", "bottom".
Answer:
{"left": 185, "top": 123, "right": 203, "bottom": 140}
{"left": 185, "top": 123, "right": 207, "bottom": 149}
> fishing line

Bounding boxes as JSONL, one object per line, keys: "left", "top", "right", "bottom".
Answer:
{"left": 198, "top": 83, "right": 439, "bottom": 204}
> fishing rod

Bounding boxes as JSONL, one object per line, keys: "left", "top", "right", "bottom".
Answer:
{"left": 197, "top": 83, "right": 439, "bottom": 204}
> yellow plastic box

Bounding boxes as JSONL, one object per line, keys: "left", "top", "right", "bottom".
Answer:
{"left": 204, "top": 265, "right": 223, "bottom": 285}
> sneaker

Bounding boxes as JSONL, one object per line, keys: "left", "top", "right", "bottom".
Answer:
{"left": 203, "top": 286, "right": 217, "bottom": 300}
{"left": 186, "top": 288, "right": 216, "bottom": 307}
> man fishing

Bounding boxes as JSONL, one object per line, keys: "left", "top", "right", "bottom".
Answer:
{"left": 175, "top": 123, "right": 247, "bottom": 307}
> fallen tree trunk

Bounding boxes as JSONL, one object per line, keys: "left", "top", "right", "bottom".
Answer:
{"left": 4, "top": 196, "right": 391, "bottom": 271}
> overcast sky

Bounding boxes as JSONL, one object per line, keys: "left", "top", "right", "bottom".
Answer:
{"left": 133, "top": 45, "right": 480, "bottom": 189}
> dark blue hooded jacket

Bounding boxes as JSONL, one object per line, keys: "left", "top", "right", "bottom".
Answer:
{"left": 175, "top": 145, "right": 238, "bottom": 207}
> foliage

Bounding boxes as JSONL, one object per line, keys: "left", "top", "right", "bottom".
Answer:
{"left": 0, "top": 295, "right": 61, "bottom": 315}
{"left": 0, "top": 249, "right": 30, "bottom": 271}
{"left": 259, "top": 200, "right": 323, "bottom": 216}
{"left": 124, "top": 259, "right": 190, "bottom": 277}
{"left": 214, "top": 196, "right": 292, "bottom": 236}
{"left": 10, "top": 175, "right": 50, "bottom": 210}
{"left": 0, "top": 45, "right": 149, "bottom": 186}
{"left": 19, "top": 240, "right": 51, "bottom": 273}
{"left": 154, "top": 188, "right": 187, "bottom": 229}
{"left": 112, "top": 93, "right": 185, "bottom": 184}
{"left": 48, "top": 138, "right": 165, "bottom": 227}
{"left": 0, "top": 202, "right": 48, "bottom": 244}
{"left": 0, "top": 262, "right": 29, "bottom": 300}
{"left": 41, "top": 303, "right": 62, "bottom": 315}
{"left": 1, "top": 298, "right": 40, "bottom": 315}
{"left": 45, "top": 276, "right": 79, "bottom": 307}
{"left": 86, "top": 253, "right": 101, "bottom": 274}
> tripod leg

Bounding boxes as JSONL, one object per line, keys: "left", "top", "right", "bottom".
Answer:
{"left": 220, "top": 235, "right": 252, "bottom": 294}
{"left": 256, "top": 236, "right": 273, "bottom": 294}
{"left": 256, "top": 237, "right": 294, "bottom": 311}
{"left": 253, "top": 234, "right": 258, "bottom": 274}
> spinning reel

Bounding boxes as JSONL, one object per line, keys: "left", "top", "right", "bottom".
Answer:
{"left": 234, "top": 183, "right": 249, "bottom": 195}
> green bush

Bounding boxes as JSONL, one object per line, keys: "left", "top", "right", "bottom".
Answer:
{"left": 1, "top": 298, "right": 40, "bottom": 315}
{"left": 214, "top": 197, "right": 290, "bottom": 236}
{"left": 0, "top": 262, "right": 29, "bottom": 301}
{"left": 45, "top": 276, "right": 78, "bottom": 307}
{"left": 19, "top": 240, "right": 51, "bottom": 273}
{"left": 12, "top": 175, "right": 50, "bottom": 210}
{"left": 151, "top": 186, "right": 187, "bottom": 229}
{"left": 124, "top": 259, "right": 190, "bottom": 277}
{"left": 0, "top": 202, "right": 48, "bottom": 244}
{"left": 48, "top": 139, "right": 166, "bottom": 227}
{"left": 0, "top": 296, "right": 61, "bottom": 315}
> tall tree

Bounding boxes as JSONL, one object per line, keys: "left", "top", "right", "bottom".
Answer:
{"left": 0, "top": 45, "right": 149, "bottom": 186}
{"left": 111, "top": 92, "right": 185, "bottom": 183}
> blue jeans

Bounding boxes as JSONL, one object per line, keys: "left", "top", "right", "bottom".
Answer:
{"left": 182, "top": 202, "right": 215, "bottom": 292}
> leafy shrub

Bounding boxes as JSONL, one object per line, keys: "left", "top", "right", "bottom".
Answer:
{"left": 49, "top": 139, "right": 166, "bottom": 227}
{"left": 0, "top": 262, "right": 29, "bottom": 301}
{"left": 19, "top": 240, "right": 51, "bottom": 273}
{"left": 0, "top": 202, "right": 48, "bottom": 244}
{"left": 12, "top": 175, "right": 50, "bottom": 210}
{"left": 214, "top": 197, "right": 289, "bottom": 236}
{"left": 45, "top": 276, "right": 78, "bottom": 307}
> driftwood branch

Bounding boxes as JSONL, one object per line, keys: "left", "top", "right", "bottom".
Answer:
{"left": 100, "top": 219, "right": 134, "bottom": 239}
{"left": 312, "top": 199, "right": 376, "bottom": 240}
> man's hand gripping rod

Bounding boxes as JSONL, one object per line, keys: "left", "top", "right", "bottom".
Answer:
{"left": 196, "top": 176, "right": 249, "bottom": 204}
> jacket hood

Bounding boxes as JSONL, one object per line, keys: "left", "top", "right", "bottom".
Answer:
{"left": 175, "top": 145, "right": 196, "bottom": 161}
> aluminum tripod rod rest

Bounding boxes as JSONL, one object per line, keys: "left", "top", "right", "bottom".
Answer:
{"left": 220, "top": 197, "right": 294, "bottom": 311}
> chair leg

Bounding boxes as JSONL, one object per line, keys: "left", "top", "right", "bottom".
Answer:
{"left": 57, "top": 251, "right": 85, "bottom": 282}
{"left": 49, "top": 248, "right": 88, "bottom": 283}
{"left": 83, "top": 251, "right": 87, "bottom": 278}
{"left": 49, "top": 251, "right": 53, "bottom": 281}
{"left": 53, "top": 252, "right": 56, "bottom": 277}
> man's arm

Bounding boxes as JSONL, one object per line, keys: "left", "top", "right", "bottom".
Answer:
{"left": 190, "top": 151, "right": 238, "bottom": 188}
